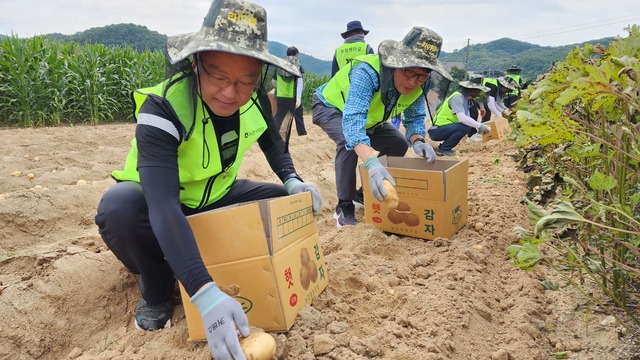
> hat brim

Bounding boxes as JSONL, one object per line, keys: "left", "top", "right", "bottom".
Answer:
{"left": 378, "top": 40, "right": 452, "bottom": 81}
{"left": 459, "top": 81, "right": 490, "bottom": 92}
{"left": 498, "top": 77, "right": 516, "bottom": 91}
{"left": 341, "top": 29, "right": 369, "bottom": 39}
{"left": 166, "top": 31, "right": 301, "bottom": 77}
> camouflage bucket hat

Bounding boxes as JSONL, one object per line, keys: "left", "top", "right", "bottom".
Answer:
{"left": 378, "top": 26, "right": 452, "bottom": 81}
{"left": 459, "top": 74, "right": 490, "bottom": 92}
{"left": 166, "top": 0, "right": 300, "bottom": 77}
{"left": 498, "top": 76, "right": 518, "bottom": 91}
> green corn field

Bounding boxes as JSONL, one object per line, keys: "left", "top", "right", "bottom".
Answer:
{"left": 0, "top": 35, "right": 165, "bottom": 127}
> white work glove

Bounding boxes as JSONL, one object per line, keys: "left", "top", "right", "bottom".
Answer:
{"left": 191, "top": 283, "right": 249, "bottom": 360}
{"left": 412, "top": 140, "right": 436, "bottom": 163}
{"left": 365, "top": 157, "right": 395, "bottom": 202}
{"left": 284, "top": 178, "right": 322, "bottom": 215}
{"left": 478, "top": 124, "right": 491, "bottom": 134}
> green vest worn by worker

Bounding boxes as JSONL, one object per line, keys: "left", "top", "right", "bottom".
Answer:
{"left": 112, "top": 74, "right": 268, "bottom": 209}
{"left": 321, "top": 54, "right": 424, "bottom": 129}
{"left": 505, "top": 73, "right": 521, "bottom": 96}
{"left": 335, "top": 42, "right": 369, "bottom": 70}
{"left": 276, "top": 73, "right": 296, "bottom": 99}
{"left": 432, "top": 91, "right": 462, "bottom": 126}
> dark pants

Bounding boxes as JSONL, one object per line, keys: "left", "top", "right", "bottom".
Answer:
{"left": 274, "top": 97, "right": 307, "bottom": 137}
{"left": 95, "top": 179, "right": 287, "bottom": 304}
{"left": 428, "top": 123, "right": 476, "bottom": 152}
{"left": 311, "top": 94, "right": 408, "bottom": 204}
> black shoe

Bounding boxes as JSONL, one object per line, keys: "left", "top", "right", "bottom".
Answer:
{"left": 333, "top": 201, "right": 357, "bottom": 227}
{"left": 352, "top": 188, "right": 364, "bottom": 209}
{"left": 435, "top": 146, "right": 456, "bottom": 157}
{"left": 134, "top": 298, "right": 174, "bottom": 331}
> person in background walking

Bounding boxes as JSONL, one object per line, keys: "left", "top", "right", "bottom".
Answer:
{"left": 331, "top": 20, "right": 375, "bottom": 77}
{"left": 273, "top": 46, "right": 306, "bottom": 136}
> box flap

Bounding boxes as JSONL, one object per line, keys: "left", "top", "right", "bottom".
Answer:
{"left": 367, "top": 156, "right": 465, "bottom": 202}
{"left": 443, "top": 159, "right": 468, "bottom": 201}
{"left": 186, "top": 203, "right": 268, "bottom": 265}
{"left": 260, "top": 192, "right": 317, "bottom": 254}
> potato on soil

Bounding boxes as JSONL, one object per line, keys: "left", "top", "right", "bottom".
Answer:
{"left": 240, "top": 331, "right": 277, "bottom": 360}
{"left": 381, "top": 179, "right": 399, "bottom": 209}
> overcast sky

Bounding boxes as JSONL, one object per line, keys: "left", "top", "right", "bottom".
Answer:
{"left": 2, "top": 0, "right": 638, "bottom": 60}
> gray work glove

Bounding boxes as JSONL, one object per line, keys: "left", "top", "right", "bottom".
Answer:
{"left": 412, "top": 141, "right": 436, "bottom": 163}
{"left": 191, "top": 283, "right": 249, "bottom": 360}
{"left": 365, "top": 156, "right": 395, "bottom": 202}
{"left": 478, "top": 124, "right": 491, "bottom": 134}
{"left": 284, "top": 178, "right": 322, "bottom": 215}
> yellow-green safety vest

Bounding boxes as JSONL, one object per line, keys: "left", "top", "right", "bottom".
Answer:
{"left": 432, "top": 91, "right": 462, "bottom": 126}
{"left": 335, "top": 42, "right": 368, "bottom": 70}
{"left": 112, "top": 75, "right": 268, "bottom": 209}
{"left": 321, "top": 54, "right": 424, "bottom": 129}
{"left": 276, "top": 73, "right": 295, "bottom": 98}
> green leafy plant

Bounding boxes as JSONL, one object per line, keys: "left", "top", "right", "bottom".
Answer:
{"left": 508, "top": 25, "right": 640, "bottom": 324}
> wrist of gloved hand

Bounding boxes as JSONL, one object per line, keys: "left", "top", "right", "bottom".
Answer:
{"left": 191, "top": 283, "right": 249, "bottom": 360}
{"left": 284, "top": 178, "right": 322, "bottom": 215}
{"left": 411, "top": 141, "right": 436, "bottom": 163}
{"left": 365, "top": 157, "right": 395, "bottom": 202}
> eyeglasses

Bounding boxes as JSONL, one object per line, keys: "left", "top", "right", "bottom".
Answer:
{"left": 199, "top": 63, "right": 258, "bottom": 95}
{"left": 402, "top": 68, "right": 431, "bottom": 83}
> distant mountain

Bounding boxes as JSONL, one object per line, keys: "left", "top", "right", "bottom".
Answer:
{"left": 9, "top": 24, "right": 615, "bottom": 79}
{"left": 440, "top": 37, "right": 614, "bottom": 81}
{"left": 31, "top": 23, "right": 332, "bottom": 76}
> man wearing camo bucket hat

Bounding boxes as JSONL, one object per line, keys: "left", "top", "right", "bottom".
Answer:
{"left": 428, "top": 74, "right": 492, "bottom": 156}
{"left": 311, "top": 26, "right": 453, "bottom": 227}
{"left": 95, "top": 0, "right": 322, "bottom": 359}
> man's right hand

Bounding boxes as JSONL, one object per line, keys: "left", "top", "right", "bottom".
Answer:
{"left": 478, "top": 124, "right": 490, "bottom": 134}
{"left": 191, "top": 283, "right": 249, "bottom": 360}
{"left": 365, "top": 156, "right": 395, "bottom": 202}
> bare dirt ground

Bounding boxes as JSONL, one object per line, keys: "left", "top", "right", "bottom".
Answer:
{"left": 0, "top": 119, "right": 636, "bottom": 359}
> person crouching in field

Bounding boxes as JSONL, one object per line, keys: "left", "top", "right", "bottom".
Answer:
{"left": 427, "top": 75, "right": 492, "bottom": 156}
{"left": 311, "top": 26, "right": 452, "bottom": 227}
{"left": 94, "top": 0, "right": 321, "bottom": 359}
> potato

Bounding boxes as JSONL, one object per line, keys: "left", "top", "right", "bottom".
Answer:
{"left": 300, "top": 247, "right": 310, "bottom": 267}
{"left": 307, "top": 260, "right": 318, "bottom": 283}
{"left": 404, "top": 213, "right": 420, "bottom": 227}
{"left": 300, "top": 265, "right": 310, "bottom": 290}
{"left": 240, "top": 331, "right": 277, "bottom": 360}
{"left": 218, "top": 283, "right": 241, "bottom": 296}
{"left": 387, "top": 209, "right": 405, "bottom": 224}
{"left": 382, "top": 179, "right": 399, "bottom": 209}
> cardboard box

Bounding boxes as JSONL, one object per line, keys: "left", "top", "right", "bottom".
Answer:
{"left": 482, "top": 117, "right": 511, "bottom": 142}
{"left": 179, "top": 193, "right": 329, "bottom": 340}
{"left": 359, "top": 156, "right": 468, "bottom": 240}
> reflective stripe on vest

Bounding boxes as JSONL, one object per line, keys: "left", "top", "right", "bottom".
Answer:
{"left": 321, "top": 54, "right": 423, "bottom": 129}
{"left": 112, "top": 75, "right": 268, "bottom": 209}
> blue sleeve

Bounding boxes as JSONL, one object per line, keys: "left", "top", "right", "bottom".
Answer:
{"left": 401, "top": 94, "right": 427, "bottom": 140}
{"left": 342, "top": 63, "right": 379, "bottom": 150}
